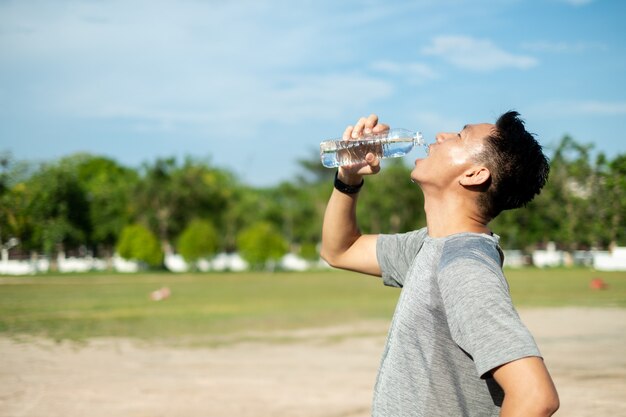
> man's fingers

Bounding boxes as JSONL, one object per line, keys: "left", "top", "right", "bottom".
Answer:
{"left": 352, "top": 117, "right": 368, "bottom": 138}
{"left": 345, "top": 114, "right": 385, "bottom": 139}
{"left": 364, "top": 114, "right": 379, "bottom": 134}
{"left": 338, "top": 114, "right": 384, "bottom": 176}
{"left": 372, "top": 122, "right": 390, "bottom": 133}
{"left": 366, "top": 153, "right": 381, "bottom": 171}
{"left": 343, "top": 125, "right": 354, "bottom": 140}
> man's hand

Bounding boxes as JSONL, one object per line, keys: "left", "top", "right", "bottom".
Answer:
{"left": 320, "top": 113, "right": 386, "bottom": 277}
{"left": 338, "top": 114, "right": 389, "bottom": 183}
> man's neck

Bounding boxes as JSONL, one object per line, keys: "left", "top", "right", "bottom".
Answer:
{"left": 423, "top": 194, "right": 491, "bottom": 238}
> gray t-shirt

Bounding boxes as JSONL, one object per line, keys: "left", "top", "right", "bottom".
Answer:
{"left": 373, "top": 228, "right": 541, "bottom": 417}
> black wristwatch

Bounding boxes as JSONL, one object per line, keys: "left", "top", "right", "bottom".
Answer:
{"left": 334, "top": 171, "right": 364, "bottom": 194}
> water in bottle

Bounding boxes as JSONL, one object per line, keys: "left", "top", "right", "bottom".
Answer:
{"left": 320, "top": 128, "right": 427, "bottom": 168}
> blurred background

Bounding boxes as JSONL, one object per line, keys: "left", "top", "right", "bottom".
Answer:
{"left": 1, "top": 0, "right": 625, "bottom": 270}
{"left": 1, "top": 2, "right": 625, "bottom": 417}
{"left": 2, "top": 1, "right": 626, "bottom": 185}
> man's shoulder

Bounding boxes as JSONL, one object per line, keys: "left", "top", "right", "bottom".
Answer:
{"left": 378, "top": 227, "right": 428, "bottom": 246}
{"left": 439, "top": 233, "right": 503, "bottom": 270}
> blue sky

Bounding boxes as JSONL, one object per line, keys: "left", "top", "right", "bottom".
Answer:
{"left": 1, "top": 0, "right": 625, "bottom": 186}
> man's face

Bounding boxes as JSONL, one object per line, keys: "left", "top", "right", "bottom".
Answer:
{"left": 410, "top": 123, "right": 495, "bottom": 189}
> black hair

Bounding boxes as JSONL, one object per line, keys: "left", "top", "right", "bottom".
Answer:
{"left": 477, "top": 111, "right": 550, "bottom": 219}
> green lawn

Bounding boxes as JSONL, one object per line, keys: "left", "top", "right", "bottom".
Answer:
{"left": 0, "top": 269, "right": 624, "bottom": 345}
{"left": 506, "top": 268, "right": 626, "bottom": 307}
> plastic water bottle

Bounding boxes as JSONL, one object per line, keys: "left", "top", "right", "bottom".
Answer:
{"left": 320, "top": 128, "right": 426, "bottom": 168}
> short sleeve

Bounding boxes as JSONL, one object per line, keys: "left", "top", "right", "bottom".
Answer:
{"left": 376, "top": 228, "right": 427, "bottom": 288}
{"left": 438, "top": 240, "right": 541, "bottom": 378}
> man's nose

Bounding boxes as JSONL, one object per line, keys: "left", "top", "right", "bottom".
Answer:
{"left": 435, "top": 133, "right": 453, "bottom": 143}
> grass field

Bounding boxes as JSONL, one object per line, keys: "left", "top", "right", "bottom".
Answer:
{"left": 0, "top": 268, "right": 624, "bottom": 345}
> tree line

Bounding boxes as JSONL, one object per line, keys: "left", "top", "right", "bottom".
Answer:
{"left": 0, "top": 136, "right": 624, "bottom": 268}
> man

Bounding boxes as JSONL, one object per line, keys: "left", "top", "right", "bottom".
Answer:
{"left": 320, "top": 112, "right": 559, "bottom": 416}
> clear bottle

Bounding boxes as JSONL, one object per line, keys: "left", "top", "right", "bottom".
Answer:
{"left": 320, "top": 128, "right": 426, "bottom": 168}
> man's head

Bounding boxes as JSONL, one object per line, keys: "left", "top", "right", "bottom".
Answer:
{"left": 410, "top": 111, "right": 549, "bottom": 222}
{"left": 474, "top": 111, "right": 550, "bottom": 219}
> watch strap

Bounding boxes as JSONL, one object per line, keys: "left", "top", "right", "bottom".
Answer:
{"left": 334, "top": 171, "right": 364, "bottom": 194}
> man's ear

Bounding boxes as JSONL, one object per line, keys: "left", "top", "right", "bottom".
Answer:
{"left": 460, "top": 166, "right": 491, "bottom": 187}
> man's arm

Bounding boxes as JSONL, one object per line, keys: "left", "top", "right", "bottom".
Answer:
{"left": 320, "top": 178, "right": 381, "bottom": 276}
{"left": 319, "top": 114, "right": 387, "bottom": 276}
{"left": 492, "top": 356, "right": 560, "bottom": 417}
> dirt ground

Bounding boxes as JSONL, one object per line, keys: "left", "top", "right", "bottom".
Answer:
{"left": 1, "top": 308, "right": 625, "bottom": 417}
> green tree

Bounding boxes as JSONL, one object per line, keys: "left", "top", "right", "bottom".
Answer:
{"left": 261, "top": 182, "right": 321, "bottom": 250}
{"left": 24, "top": 162, "right": 91, "bottom": 254}
{"left": 177, "top": 219, "right": 219, "bottom": 263}
{"left": 0, "top": 182, "right": 32, "bottom": 250}
{"left": 357, "top": 159, "right": 426, "bottom": 234}
{"left": 56, "top": 154, "right": 137, "bottom": 256}
{"left": 221, "top": 185, "right": 264, "bottom": 251}
{"left": 0, "top": 153, "right": 32, "bottom": 247}
{"left": 132, "top": 157, "right": 235, "bottom": 253}
{"left": 116, "top": 223, "right": 163, "bottom": 267}
{"left": 491, "top": 197, "right": 552, "bottom": 250}
{"left": 132, "top": 158, "right": 179, "bottom": 253}
{"left": 600, "top": 154, "right": 626, "bottom": 245}
{"left": 298, "top": 242, "right": 319, "bottom": 261}
{"left": 236, "top": 221, "right": 288, "bottom": 269}
{"left": 296, "top": 149, "right": 336, "bottom": 184}
{"left": 548, "top": 136, "right": 595, "bottom": 248}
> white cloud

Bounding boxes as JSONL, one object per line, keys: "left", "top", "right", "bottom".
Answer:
{"left": 422, "top": 36, "right": 538, "bottom": 72}
{"left": 370, "top": 61, "right": 439, "bottom": 84}
{"left": 521, "top": 40, "right": 607, "bottom": 53}
{"left": 565, "top": 101, "right": 626, "bottom": 116}
{"left": 58, "top": 72, "right": 393, "bottom": 134}
{"left": 0, "top": 0, "right": 394, "bottom": 134}
{"left": 529, "top": 100, "right": 626, "bottom": 117}
{"left": 555, "top": 0, "right": 595, "bottom": 6}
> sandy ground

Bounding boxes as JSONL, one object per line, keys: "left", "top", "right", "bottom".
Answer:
{"left": 1, "top": 308, "right": 625, "bottom": 417}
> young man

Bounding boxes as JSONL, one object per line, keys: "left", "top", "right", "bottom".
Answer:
{"left": 321, "top": 112, "right": 559, "bottom": 417}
